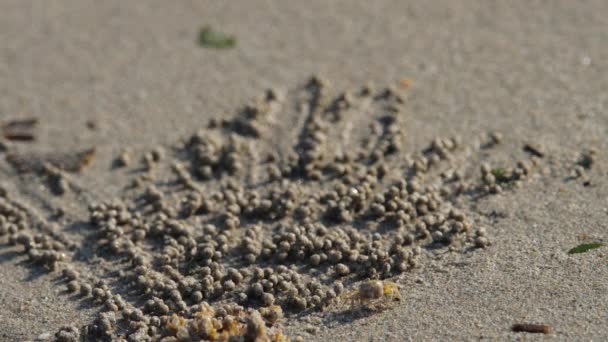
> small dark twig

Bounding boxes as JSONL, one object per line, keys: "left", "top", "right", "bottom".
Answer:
{"left": 512, "top": 323, "right": 551, "bottom": 334}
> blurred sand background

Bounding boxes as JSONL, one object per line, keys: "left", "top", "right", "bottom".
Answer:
{"left": 0, "top": 1, "right": 607, "bottom": 340}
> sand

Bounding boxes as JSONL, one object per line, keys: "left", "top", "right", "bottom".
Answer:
{"left": 1, "top": 0, "right": 607, "bottom": 340}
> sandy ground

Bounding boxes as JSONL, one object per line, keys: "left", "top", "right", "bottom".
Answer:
{"left": 1, "top": 0, "right": 607, "bottom": 340}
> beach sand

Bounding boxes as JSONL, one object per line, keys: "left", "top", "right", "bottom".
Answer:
{"left": 0, "top": 1, "right": 607, "bottom": 340}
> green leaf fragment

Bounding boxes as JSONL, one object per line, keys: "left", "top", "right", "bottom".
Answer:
{"left": 491, "top": 168, "right": 510, "bottom": 183}
{"left": 567, "top": 242, "right": 605, "bottom": 254}
{"left": 198, "top": 26, "right": 236, "bottom": 48}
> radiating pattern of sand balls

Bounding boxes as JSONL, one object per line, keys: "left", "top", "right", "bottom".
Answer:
{"left": 0, "top": 77, "right": 547, "bottom": 341}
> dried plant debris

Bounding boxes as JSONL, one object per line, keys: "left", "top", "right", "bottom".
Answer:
{"left": 1, "top": 118, "right": 38, "bottom": 141}
{"left": 523, "top": 142, "right": 545, "bottom": 158}
{"left": 6, "top": 148, "right": 95, "bottom": 174}
{"left": 0, "top": 77, "right": 558, "bottom": 341}
{"left": 159, "top": 303, "right": 288, "bottom": 341}
{"left": 340, "top": 280, "right": 402, "bottom": 311}
{"left": 198, "top": 26, "right": 237, "bottom": 49}
{"left": 568, "top": 242, "right": 605, "bottom": 254}
{"left": 511, "top": 323, "right": 551, "bottom": 334}
{"left": 399, "top": 79, "right": 413, "bottom": 89}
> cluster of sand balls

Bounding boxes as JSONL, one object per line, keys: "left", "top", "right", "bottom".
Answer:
{"left": 479, "top": 157, "right": 541, "bottom": 195}
{"left": 0, "top": 77, "right": 551, "bottom": 341}
{"left": 159, "top": 303, "right": 287, "bottom": 342}
{"left": 0, "top": 196, "right": 74, "bottom": 271}
{"left": 74, "top": 78, "right": 511, "bottom": 340}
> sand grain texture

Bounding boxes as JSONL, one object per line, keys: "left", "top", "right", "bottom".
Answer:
{"left": 0, "top": 1, "right": 607, "bottom": 341}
